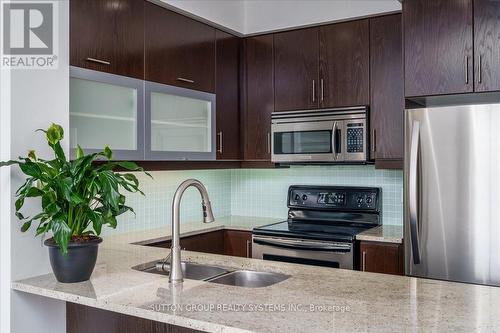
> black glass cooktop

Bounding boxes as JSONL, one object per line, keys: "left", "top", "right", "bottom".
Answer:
{"left": 253, "top": 221, "right": 376, "bottom": 242}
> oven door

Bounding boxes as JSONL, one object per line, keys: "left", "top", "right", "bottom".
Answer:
{"left": 271, "top": 120, "right": 342, "bottom": 163}
{"left": 252, "top": 235, "right": 354, "bottom": 269}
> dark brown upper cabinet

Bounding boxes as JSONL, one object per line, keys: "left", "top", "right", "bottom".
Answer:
{"left": 274, "top": 28, "right": 319, "bottom": 111}
{"left": 370, "top": 14, "right": 404, "bottom": 167}
{"left": 474, "top": 0, "right": 500, "bottom": 92}
{"left": 70, "top": 0, "right": 144, "bottom": 79}
{"left": 216, "top": 30, "right": 241, "bottom": 160}
{"left": 319, "top": 20, "right": 370, "bottom": 108}
{"left": 145, "top": 2, "right": 216, "bottom": 93}
{"left": 403, "top": 0, "right": 473, "bottom": 97}
{"left": 244, "top": 35, "right": 274, "bottom": 160}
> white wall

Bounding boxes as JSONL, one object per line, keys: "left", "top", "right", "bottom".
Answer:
{"left": 154, "top": 0, "right": 245, "bottom": 34}
{"left": 0, "top": 40, "right": 12, "bottom": 333}
{"left": 5, "top": 0, "right": 70, "bottom": 332}
{"left": 157, "top": 0, "right": 401, "bottom": 35}
{"left": 243, "top": 0, "right": 401, "bottom": 34}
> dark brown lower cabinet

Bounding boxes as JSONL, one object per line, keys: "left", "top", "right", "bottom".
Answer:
{"left": 223, "top": 230, "right": 252, "bottom": 258}
{"left": 148, "top": 230, "right": 252, "bottom": 258}
{"left": 359, "top": 241, "right": 404, "bottom": 275}
{"left": 67, "top": 302, "right": 202, "bottom": 333}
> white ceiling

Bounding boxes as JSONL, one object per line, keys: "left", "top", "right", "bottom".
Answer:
{"left": 155, "top": 0, "right": 402, "bottom": 35}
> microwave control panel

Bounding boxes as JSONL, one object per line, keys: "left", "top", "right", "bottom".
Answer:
{"left": 346, "top": 123, "right": 364, "bottom": 153}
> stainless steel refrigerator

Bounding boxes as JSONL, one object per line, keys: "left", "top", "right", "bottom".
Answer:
{"left": 405, "top": 103, "right": 500, "bottom": 286}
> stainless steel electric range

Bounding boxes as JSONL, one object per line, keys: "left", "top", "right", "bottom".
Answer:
{"left": 252, "top": 185, "right": 382, "bottom": 270}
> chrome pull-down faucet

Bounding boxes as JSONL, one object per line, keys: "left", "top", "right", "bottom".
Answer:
{"left": 169, "top": 179, "right": 215, "bottom": 284}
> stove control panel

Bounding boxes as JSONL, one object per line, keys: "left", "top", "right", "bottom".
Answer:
{"left": 288, "top": 186, "right": 381, "bottom": 211}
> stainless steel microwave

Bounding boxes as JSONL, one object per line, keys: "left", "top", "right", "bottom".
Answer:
{"left": 271, "top": 107, "right": 368, "bottom": 163}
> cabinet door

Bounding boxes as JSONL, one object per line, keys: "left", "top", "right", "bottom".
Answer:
{"left": 274, "top": 28, "right": 319, "bottom": 111}
{"left": 319, "top": 20, "right": 369, "bottom": 108}
{"left": 404, "top": 0, "right": 473, "bottom": 97}
{"left": 216, "top": 30, "right": 241, "bottom": 160}
{"left": 145, "top": 82, "right": 216, "bottom": 161}
{"left": 370, "top": 14, "right": 404, "bottom": 165}
{"left": 70, "top": 0, "right": 144, "bottom": 79}
{"left": 244, "top": 35, "right": 274, "bottom": 160}
{"left": 69, "top": 67, "right": 144, "bottom": 160}
{"left": 145, "top": 2, "right": 216, "bottom": 93}
{"left": 360, "top": 241, "right": 404, "bottom": 275}
{"left": 474, "top": 0, "right": 500, "bottom": 92}
{"left": 224, "top": 230, "right": 252, "bottom": 258}
{"left": 146, "top": 231, "right": 224, "bottom": 255}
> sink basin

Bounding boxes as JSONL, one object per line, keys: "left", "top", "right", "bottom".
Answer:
{"left": 208, "top": 270, "right": 290, "bottom": 288}
{"left": 133, "top": 261, "right": 230, "bottom": 281}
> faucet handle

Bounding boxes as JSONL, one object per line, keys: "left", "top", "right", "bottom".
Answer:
{"left": 155, "top": 252, "right": 172, "bottom": 272}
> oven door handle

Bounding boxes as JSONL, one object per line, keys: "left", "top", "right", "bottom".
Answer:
{"left": 253, "top": 237, "right": 351, "bottom": 252}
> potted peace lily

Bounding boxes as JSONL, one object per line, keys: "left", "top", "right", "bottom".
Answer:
{"left": 0, "top": 124, "right": 149, "bottom": 283}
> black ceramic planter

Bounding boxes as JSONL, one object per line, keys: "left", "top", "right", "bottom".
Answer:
{"left": 44, "top": 237, "right": 102, "bottom": 283}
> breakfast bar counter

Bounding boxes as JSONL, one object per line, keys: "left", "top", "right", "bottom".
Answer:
{"left": 11, "top": 216, "right": 500, "bottom": 333}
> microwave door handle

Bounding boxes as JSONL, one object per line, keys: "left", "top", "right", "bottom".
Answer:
{"left": 409, "top": 120, "right": 421, "bottom": 264}
{"left": 333, "top": 124, "right": 342, "bottom": 158}
{"left": 332, "top": 121, "right": 339, "bottom": 159}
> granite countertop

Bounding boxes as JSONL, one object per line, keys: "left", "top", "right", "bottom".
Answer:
{"left": 355, "top": 225, "right": 403, "bottom": 244}
{"left": 12, "top": 215, "right": 500, "bottom": 333}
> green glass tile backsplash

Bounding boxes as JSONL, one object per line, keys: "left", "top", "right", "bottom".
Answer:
{"left": 112, "top": 165, "right": 403, "bottom": 234}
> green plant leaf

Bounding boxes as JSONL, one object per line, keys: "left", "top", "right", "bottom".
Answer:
{"left": 36, "top": 222, "right": 51, "bottom": 236}
{"left": 41, "top": 191, "right": 56, "bottom": 209}
{"left": 103, "top": 146, "right": 113, "bottom": 160}
{"left": 0, "top": 160, "right": 19, "bottom": 167}
{"left": 46, "top": 123, "right": 64, "bottom": 145}
{"left": 15, "top": 211, "right": 25, "bottom": 220}
{"left": 51, "top": 218, "right": 71, "bottom": 255}
{"left": 58, "top": 177, "right": 73, "bottom": 202}
{"left": 88, "top": 211, "right": 103, "bottom": 235}
{"left": 98, "top": 170, "right": 121, "bottom": 210}
{"left": 15, "top": 197, "right": 25, "bottom": 211}
{"left": 76, "top": 145, "right": 84, "bottom": 159}
{"left": 25, "top": 187, "right": 44, "bottom": 197}
{"left": 19, "top": 161, "right": 42, "bottom": 178}
{"left": 21, "top": 221, "right": 31, "bottom": 232}
{"left": 51, "top": 141, "right": 66, "bottom": 163}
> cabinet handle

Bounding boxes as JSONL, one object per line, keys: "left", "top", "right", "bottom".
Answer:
{"left": 478, "top": 54, "right": 483, "bottom": 84}
{"left": 267, "top": 132, "right": 271, "bottom": 154}
{"left": 312, "top": 80, "right": 316, "bottom": 103}
{"left": 85, "top": 57, "right": 110, "bottom": 65}
{"left": 320, "top": 79, "right": 324, "bottom": 102}
{"left": 177, "top": 77, "right": 195, "bottom": 83}
{"left": 362, "top": 251, "right": 367, "bottom": 271}
{"left": 372, "top": 129, "right": 377, "bottom": 153}
{"left": 465, "top": 56, "right": 469, "bottom": 84}
{"left": 217, "top": 131, "right": 223, "bottom": 154}
{"left": 246, "top": 240, "right": 251, "bottom": 258}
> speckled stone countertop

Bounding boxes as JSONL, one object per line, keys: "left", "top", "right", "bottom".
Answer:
{"left": 355, "top": 225, "right": 403, "bottom": 244}
{"left": 12, "top": 215, "right": 500, "bottom": 333}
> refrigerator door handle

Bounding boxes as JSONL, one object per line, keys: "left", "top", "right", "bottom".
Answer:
{"left": 409, "top": 120, "right": 421, "bottom": 264}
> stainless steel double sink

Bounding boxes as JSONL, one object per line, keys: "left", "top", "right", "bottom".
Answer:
{"left": 132, "top": 261, "right": 290, "bottom": 288}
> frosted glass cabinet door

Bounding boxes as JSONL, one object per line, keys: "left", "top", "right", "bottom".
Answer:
{"left": 69, "top": 67, "right": 144, "bottom": 160}
{"left": 145, "top": 82, "right": 216, "bottom": 160}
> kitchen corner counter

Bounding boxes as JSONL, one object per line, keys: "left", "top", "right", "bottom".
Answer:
{"left": 11, "top": 216, "right": 500, "bottom": 333}
{"left": 118, "top": 215, "right": 280, "bottom": 246}
{"left": 356, "top": 224, "right": 403, "bottom": 244}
